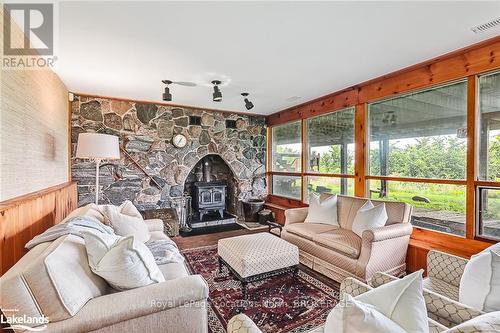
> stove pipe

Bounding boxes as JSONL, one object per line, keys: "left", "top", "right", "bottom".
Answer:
{"left": 203, "top": 159, "right": 211, "bottom": 182}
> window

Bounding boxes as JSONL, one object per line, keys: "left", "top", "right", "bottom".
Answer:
{"left": 303, "top": 108, "right": 355, "bottom": 201}
{"left": 271, "top": 121, "right": 302, "bottom": 172}
{"left": 477, "top": 71, "right": 500, "bottom": 241}
{"left": 369, "top": 81, "right": 467, "bottom": 179}
{"left": 369, "top": 180, "right": 466, "bottom": 236}
{"left": 272, "top": 175, "right": 301, "bottom": 200}
{"left": 478, "top": 71, "right": 500, "bottom": 181}
{"left": 305, "top": 176, "right": 354, "bottom": 202}
{"left": 477, "top": 187, "right": 500, "bottom": 240}
{"left": 368, "top": 81, "right": 468, "bottom": 235}
{"left": 306, "top": 108, "right": 355, "bottom": 174}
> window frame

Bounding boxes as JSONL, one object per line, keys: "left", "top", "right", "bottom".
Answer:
{"left": 269, "top": 108, "right": 357, "bottom": 202}
{"left": 476, "top": 186, "right": 500, "bottom": 241}
{"left": 270, "top": 120, "right": 303, "bottom": 174}
{"left": 267, "top": 64, "right": 499, "bottom": 246}
{"left": 363, "top": 80, "right": 470, "bottom": 236}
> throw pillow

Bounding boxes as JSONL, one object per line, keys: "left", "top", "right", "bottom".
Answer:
{"left": 351, "top": 200, "right": 388, "bottom": 238}
{"left": 100, "top": 201, "right": 150, "bottom": 242}
{"left": 82, "top": 232, "right": 165, "bottom": 290}
{"left": 485, "top": 251, "right": 500, "bottom": 312}
{"left": 325, "top": 270, "right": 428, "bottom": 333}
{"left": 459, "top": 242, "right": 500, "bottom": 311}
{"left": 119, "top": 200, "right": 144, "bottom": 220}
{"left": 325, "top": 294, "right": 406, "bottom": 333}
{"left": 304, "top": 194, "right": 339, "bottom": 226}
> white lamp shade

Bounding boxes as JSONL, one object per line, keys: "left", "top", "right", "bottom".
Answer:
{"left": 76, "top": 133, "right": 120, "bottom": 159}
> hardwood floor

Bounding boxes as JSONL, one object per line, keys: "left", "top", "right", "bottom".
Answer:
{"left": 173, "top": 229, "right": 340, "bottom": 290}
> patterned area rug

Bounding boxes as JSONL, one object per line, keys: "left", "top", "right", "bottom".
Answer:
{"left": 182, "top": 245, "right": 339, "bottom": 333}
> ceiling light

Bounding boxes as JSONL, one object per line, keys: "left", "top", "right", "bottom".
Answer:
{"left": 241, "top": 92, "right": 254, "bottom": 110}
{"left": 212, "top": 80, "right": 222, "bottom": 102}
{"left": 162, "top": 80, "right": 172, "bottom": 101}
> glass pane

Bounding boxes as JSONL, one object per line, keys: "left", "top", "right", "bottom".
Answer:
{"left": 478, "top": 187, "right": 500, "bottom": 240}
{"left": 272, "top": 121, "right": 302, "bottom": 172}
{"left": 272, "top": 175, "right": 302, "bottom": 200}
{"left": 306, "top": 108, "right": 355, "bottom": 174}
{"left": 305, "top": 176, "right": 354, "bottom": 202}
{"left": 369, "top": 81, "right": 467, "bottom": 180}
{"left": 478, "top": 72, "right": 500, "bottom": 181}
{"left": 369, "top": 180, "right": 466, "bottom": 237}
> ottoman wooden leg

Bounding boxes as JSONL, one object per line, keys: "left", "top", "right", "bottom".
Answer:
{"left": 242, "top": 280, "right": 248, "bottom": 300}
{"left": 218, "top": 257, "right": 223, "bottom": 273}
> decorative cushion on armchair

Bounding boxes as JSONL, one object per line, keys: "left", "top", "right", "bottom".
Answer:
{"left": 459, "top": 243, "right": 500, "bottom": 312}
{"left": 326, "top": 270, "right": 428, "bottom": 333}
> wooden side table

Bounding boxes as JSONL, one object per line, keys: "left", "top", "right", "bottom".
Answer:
{"left": 142, "top": 208, "right": 180, "bottom": 237}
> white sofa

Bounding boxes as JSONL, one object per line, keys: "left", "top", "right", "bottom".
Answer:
{"left": 0, "top": 219, "right": 209, "bottom": 333}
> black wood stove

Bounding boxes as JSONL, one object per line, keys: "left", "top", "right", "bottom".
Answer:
{"left": 192, "top": 181, "right": 227, "bottom": 221}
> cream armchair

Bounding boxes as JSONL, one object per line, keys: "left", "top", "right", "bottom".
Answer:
{"left": 422, "top": 249, "right": 469, "bottom": 302}
{"left": 281, "top": 194, "right": 413, "bottom": 283}
{"left": 227, "top": 271, "right": 492, "bottom": 333}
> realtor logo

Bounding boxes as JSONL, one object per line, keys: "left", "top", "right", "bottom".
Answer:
{"left": 3, "top": 3, "right": 54, "bottom": 56}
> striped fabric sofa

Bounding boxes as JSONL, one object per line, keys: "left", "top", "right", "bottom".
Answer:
{"left": 281, "top": 194, "right": 413, "bottom": 283}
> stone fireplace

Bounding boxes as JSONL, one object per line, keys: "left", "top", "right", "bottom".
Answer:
{"left": 71, "top": 95, "right": 267, "bottom": 222}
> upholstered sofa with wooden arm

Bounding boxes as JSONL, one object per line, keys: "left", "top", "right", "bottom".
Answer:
{"left": 281, "top": 194, "right": 413, "bottom": 283}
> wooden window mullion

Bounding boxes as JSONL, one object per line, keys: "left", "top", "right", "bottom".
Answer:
{"left": 466, "top": 75, "right": 478, "bottom": 239}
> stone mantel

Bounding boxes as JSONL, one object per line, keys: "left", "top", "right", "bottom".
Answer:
{"left": 70, "top": 95, "right": 267, "bottom": 213}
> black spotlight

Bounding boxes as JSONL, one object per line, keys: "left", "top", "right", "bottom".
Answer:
{"left": 162, "top": 80, "right": 172, "bottom": 101}
{"left": 241, "top": 92, "right": 254, "bottom": 110}
{"left": 212, "top": 80, "right": 222, "bottom": 102}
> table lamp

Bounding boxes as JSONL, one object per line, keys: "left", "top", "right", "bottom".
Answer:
{"left": 76, "top": 133, "right": 120, "bottom": 204}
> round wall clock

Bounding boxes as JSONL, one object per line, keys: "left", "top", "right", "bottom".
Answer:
{"left": 172, "top": 134, "right": 188, "bottom": 148}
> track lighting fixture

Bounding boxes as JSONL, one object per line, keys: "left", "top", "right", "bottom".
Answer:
{"left": 241, "top": 92, "right": 254, "bottom": 110}
{"left": 212, "top": 80, "right": 222, "bottom": 102}
{"left": 162, "top": 80, "right": 172, "bottom": 101}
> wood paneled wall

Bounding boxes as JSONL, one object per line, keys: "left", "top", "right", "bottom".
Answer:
{"left": 0, "top": 182, "right": 77, "bottom": 275}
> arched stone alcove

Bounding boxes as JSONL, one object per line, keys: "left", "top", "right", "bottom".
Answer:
{"left": 184, "top": 154, "right": 239, "bottom": 216}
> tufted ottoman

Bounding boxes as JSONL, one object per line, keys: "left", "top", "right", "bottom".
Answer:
{"left": 217, "top": 232, "right": 299, "bottom": 299}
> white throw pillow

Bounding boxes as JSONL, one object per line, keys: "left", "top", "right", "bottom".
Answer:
{"left": 325, "top": 294, "right": 406, "bottom": 333}
{"left": 486, "top": 251, "right": 500, "bottom": 312}
{"left": 118, "top": 200, "right": 144, "bottom": 220}
{"left": 82, "top": 232, "right": 165, "bottom": 290}
{"left": 459, "top": 242, "right": 500, "bottom": 311}
{"left": 100, "top": 201, "right": 150, "bottom": 242}
{"left": 304, "top": 194, "right": 339, "bottom": 226}
{"left": 351, "top": 200, "right": 388, "bottom": 238}
{"left": 325, "top": 270, "right": 428, "bottom": 333}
